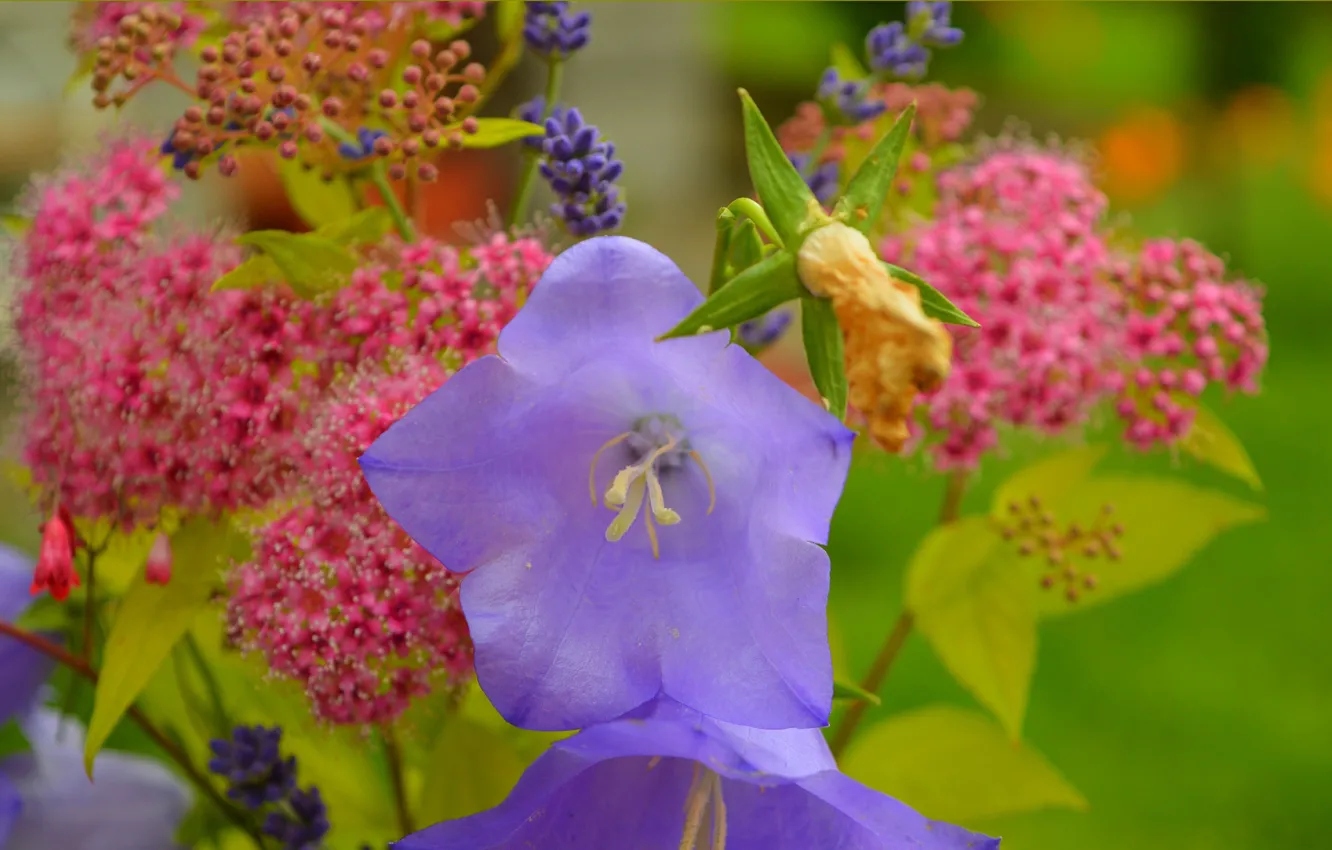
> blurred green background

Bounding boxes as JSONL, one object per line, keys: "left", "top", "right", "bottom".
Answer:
{"left": 712, "top": 3, "right": 1332, "bottom": 850}
{"left": 1, "top": 3, "right": 1330, "bottom": 849}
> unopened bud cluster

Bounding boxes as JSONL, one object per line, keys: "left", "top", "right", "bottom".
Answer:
{"left": 84, "top": 2, "right": 490, "bottom": 182}
{"left": 997, "top": 497, "right": 1124, "bottom": 603}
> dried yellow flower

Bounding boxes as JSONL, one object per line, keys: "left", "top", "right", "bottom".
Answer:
{"left": 796, "top": 221, "right": 952, "bottom": 452}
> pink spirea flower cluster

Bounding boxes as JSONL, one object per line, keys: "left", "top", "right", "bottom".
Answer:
{"left": 882, "top": 145, "right": 1268, "bottom": 468}
{"left": 1108, "top": 238, "right": 1268, "bottom": 449}
{"left": 12, "top": 137, "right": 324, "bottom": 525}
{"left": 226, "top": 357, "right": 472, "bottom": 725}
{"left": 225, "top": 236, "right": 551, "bottom": 725}
{"left": 883, "top": 147, "right": 1121, "bottom": 468}
{"left": 226, "top": 1, "right": 486, "bottom": 29}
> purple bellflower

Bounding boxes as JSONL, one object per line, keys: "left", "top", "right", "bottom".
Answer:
{"left": 393, "top": 700, "right": 1001, "bottom": 850}
{"left": 1, "top": 545, "right": 191, "bottom": 849}
{"left": 361, "top": 237, "right": 855, "bottom": 731}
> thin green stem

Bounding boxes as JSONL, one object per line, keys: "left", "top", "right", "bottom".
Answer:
{"left": 508, "top": 60, "right": 564, "bottom": 228}
{"left": 82, "top": 550, "right": 97, "bottom": 660}
{"left": 828, "top": 470, "right": 971, "bottom": 760}
{"left": 369, "top": 163, "right": 415, "bottom": 242}
{"left": 0, "top": 621, "right": 266, "bottom": 848}
{"left": 726, "top": 198, "right": 782, "bottom": 247}
{"left": 182, "top": 631, "right": 231, "bottom": 734}
{"left": 382, "top": 726, "right": 417, "bottom": 837}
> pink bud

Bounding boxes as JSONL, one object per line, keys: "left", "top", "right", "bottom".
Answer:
{"left": 146, "top": 533, "right": 172, "bottom": 585}
{"left": 31, "top": 509, "right": 79, "bottom": 601}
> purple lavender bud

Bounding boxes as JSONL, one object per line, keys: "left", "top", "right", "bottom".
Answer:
{"left": 815, "top": 67, "right": 887, "bottom": 126}
{"left": 788, "top": 153, "right": 840, "bottom": 204}
{"left": 738, "top": 309, "right": 794, "bottom": 351}
{"left": 907, "top": 1, "right": 965, "bottom": 47}
{"left": 524, "top": 1, "right": 593, "bottom": 60}
{"left": 207, "top": 725, "right": 297, "bottom": 810}
{"left": 337, "top": 126, "right": 388, "bottom": 161}
{"left": 533, "top": 103, "right": 625, "bottom": 236}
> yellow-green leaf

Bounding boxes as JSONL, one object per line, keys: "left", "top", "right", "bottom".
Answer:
{"left": 235, "top": 231, "right": 357, "bottom": 296}
{"left": 882, "top": 261, "right": 978, "bottom": 328}
{"left": 906, "top": 517, "right": 1036, "bottom": 739}
{"left": 1180, "top": 404, "right": 1262, "bottom": 491}
{"left": 459, "top": 118, "right": 545, "bottom": 149}
{"left": 992, "top": 444, "right": 1107, "bottom": 520}
{"left": 1033, "top": 476, "right": 1265, "bottom": 618}
{"left": 278, "top": 160, "right": 358, "bottom": 229}
{"left": 830, "top": 42, "right": 868, "bottom": 79}
{"left": 842, "top": 705, "right": 1087, "bottom": 823}
{"left": 416, "top": 716, "right": 525, "bottom": 823}
{"left": 211, "top": 255, "right": 283, "bottom": 292}
{"left": 2, "top": 213, "right": 30, "bottom": 236}
{"left": 84, "top": 517, "right": 249, "bottom": 776}
{"left": 315, "top": 207, "right": 394, "bottom": 247}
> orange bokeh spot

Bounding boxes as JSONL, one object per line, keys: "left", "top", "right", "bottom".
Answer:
{"left": 1097, "top": 106, "right": 1184, "bottom": 206}
{"left": 1310, "top": 72, "right": 1332, "bottom": 208}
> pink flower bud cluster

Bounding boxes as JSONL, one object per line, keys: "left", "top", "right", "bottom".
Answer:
{"left": 11, "top": 138, "right": 326, "bottom": 526}
{"left": 883, "top": 147, "right": 1121, "bottom": 469}
{"left": 71, "top": 2, "right": 205, "bottom": 57}
{"left": 226, "top": 356, "right": 473, "bottom": 725}
{"left": 90, "top": 2, "right": 490, "bottom": 180}
{"left": 1107, "top": 239, "right": 1268, "bottom": 449}
{"left": 882, "top": 144, "right": 1268, "bottom": 468}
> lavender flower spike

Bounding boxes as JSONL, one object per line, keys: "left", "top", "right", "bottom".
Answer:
{"left": 394, "top": 700, "right": 1001, "bottom": 850}
{"left": 361, "top": 237, "right": 854, "bottom": 731}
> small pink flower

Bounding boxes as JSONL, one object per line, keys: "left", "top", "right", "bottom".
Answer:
{"left": 31, "top": 509, "right": 79, "bottom": 602}
{"left": 145, "top": 532, "right": 172, "bottom": 586}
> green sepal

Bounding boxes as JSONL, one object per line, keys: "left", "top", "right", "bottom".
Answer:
{"left": 729, "top": 219, "right": 764, "bottom": 274}
{"left": 658, "top": 250, "right": 802, "bottom": 340}
{"left": 882, "top": 261, "right": 979, "bottom": 327}
{"left": 738, "top": 89, "right": 828, "bottom": 250}
{"left": 801, "top": 295, "right": 848, "bottom": 418}
{"left": 708, "top": 208, "right": 737, "bottom": 296}
{"left": 15, "top": 593, "right": 82, "bottom": 632}
{"left": 835, "top": 103, "right": 916, "bottom": 234}
{"left": 458, "top": 118, "right": 546, "bottom": 149}
{"left": 832, "top": 677, "right": 881, "bottom": 706}
{"left": 0, "top": 720, "right": 31, "bottom": 760}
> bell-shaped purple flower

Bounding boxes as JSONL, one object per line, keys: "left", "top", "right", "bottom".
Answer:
{"left": 394, "top": 700, "right": 1000, "bottom": 850}
{"left": 0, "top": 545, "right": 53, "bottom": 727}
{"left": 361, "top": 237, "right": 854, "bottom": 731}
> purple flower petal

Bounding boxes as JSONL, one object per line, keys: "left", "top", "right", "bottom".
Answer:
{"left": 394, "top": 707, "right": 999, "bottom": 850}
{"left": 0, "top": 545, "right": 56, "bottom": 725}
{"left": 363, "top": 237, "right": 853, "bottom": 730}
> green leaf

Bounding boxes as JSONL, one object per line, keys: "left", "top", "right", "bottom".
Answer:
{"left": 992, "top": 444, "right": 1107, "bottom": 520}
{"left": 881, "top": 261, "right": 979, "bottom": 328}
{"left": 459, "top": 118, "right": 546, "bottom": 149}
{"left": 738, "top": 88, "right": 825, "bottom": 249}
{"left": 801, "top": 295, "right": 847, "bottom": 417}
{"left": 314, "top": 207, "right": 395, "bottom": 247}
{"left": 833, "top": 677, "right": 882, "bottom": 706}
{"left": 658, "top": 250, "right": 802, "bottom": 340}
{"left": 211, "top": 255, "right": 283, "bottom": 292}
{"left": 906, "top": 517, "right": 1036, "bottom": 739}
{"left": 843, "top": 705, "right": 1087, "bottom": 822}
{"left": 234, "top": 230, "right": 358, "bottom": 297}
{"left": 2, "top": 213, "right": 30, "bottom": 236}
{"left": 1180, "top": 404, "right": 1263, "bottom": 490}
{"left": 15, "top": 594, "right": 78, "bottom": 632}
{"left": 496, "top": 0, "right": 525, "bottom": 41}
{"left": 416, "top": 716, "right": 526, "bottom": 823}
{"left": 830, "top": 42, "right": 868, "bottom": 79}
{"left": 729, "top": 219, "right": 764, "bottom": 274}
{"left": 835, "top": 103, "right": 916, "bottom": 234}
{"left": 278, "top": 159, "right": 358, "bottom": 229}
{"left": 1031, "top": 476, "right": 1265, "bottom": 617}
{"left": 84, "top": 517, "right": 249, "bottom": 776}
{"left": 0, "top": 720, "right": 31, "bottom": 760}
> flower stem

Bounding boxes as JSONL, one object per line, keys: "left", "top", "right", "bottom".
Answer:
{"left": 508, "top": 60, "right": 564, "bottom": 228}
{"left": 726, "top": 198, "right": 782, "bottom": 247}
{"left": 382, "top": 725, "right": 417, "bottom": 838}
{"left": 828, "top": 470, "right": 971, "bottom": 760}
{"left": 0, "top": 621, "right": 267, "bottom": 848}
{"left": 369, "top": 163, "right": 415, "bottom": 242}
{"left": 82, "top": 550, "right": 97, "bottom": 660}
{"left": 182, "top": 630, "right": 231, "bottom": 734}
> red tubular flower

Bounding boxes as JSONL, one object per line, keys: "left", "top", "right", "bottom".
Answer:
{"left": 30, "top": 509, "right": 79, "bottom": 601}
{"left": 145, "top": 532, "right": 172, "bottom": 586}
